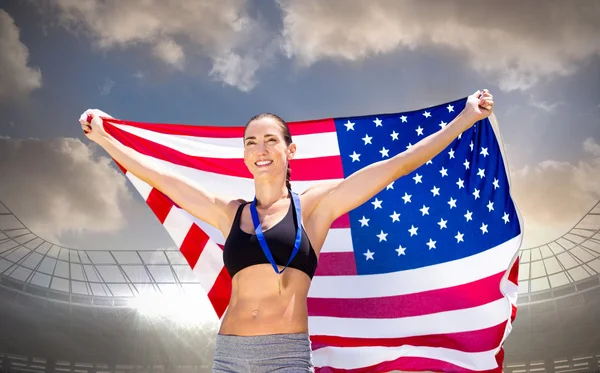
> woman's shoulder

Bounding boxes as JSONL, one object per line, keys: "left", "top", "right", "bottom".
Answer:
{"left": 228, "top": 198, "right": 248, "bottom": 214}
{"left": 216, "top": 198, "right": 246, "bottom": 224}
{"left": 217, "top": 198, "right": 249, "bottom": 238}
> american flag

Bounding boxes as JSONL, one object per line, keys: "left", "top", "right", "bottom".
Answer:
{"left": 96, "top": 96, "right": 522, "bottom": 372}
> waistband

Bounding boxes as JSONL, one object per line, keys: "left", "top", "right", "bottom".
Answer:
{"left": 214, "top": 332, "right": 312, "bottom": 360}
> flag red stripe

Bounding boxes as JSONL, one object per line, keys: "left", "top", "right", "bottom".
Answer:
{"left": 308, "top": 271, "right": 506, "bottom": 318}
{"left": 146, "top": 189, "right": 174, "bottom": 224}
{"left": 208, "top": 265, "right": 232, "bottom": 319}
{"left": 331, "top": 213, "right": 350, "bottom": 229}
{"left": 104, "top": 122, "right": 344, "bottom": 181}
{"left": 178, "top": 223, "right": 210, "bottom": 269}
{"left": 314, "top": 252, "right": 357, "bottom": 276}
{"left": 508, "top": 256, "right": 519, "bottom": 286}
{"left": 310, "top": 320, "right": 508, "bottom": 353}
{"left": 494, "top": 347, "right": 505, "bottom": 373}
{"left": 104, "top": 117, "right": 337, "bottom": 137}
{"left": 315, "top": 356, "right": 503, "bottom": 373}
{"left": 113, "top": 159, "right": 127, "bottom": 174}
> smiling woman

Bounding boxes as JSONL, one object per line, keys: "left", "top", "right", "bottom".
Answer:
{"left": 78, "top": 89, "right": 494, "bottom": 372}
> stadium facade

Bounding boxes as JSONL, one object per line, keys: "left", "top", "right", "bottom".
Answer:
{"left": 1, "top": 200, "right": 599, "bottom": 373}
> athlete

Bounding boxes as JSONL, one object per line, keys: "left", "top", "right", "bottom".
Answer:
{"left": 79, "top": 89, "right": 494, "bottom": 372}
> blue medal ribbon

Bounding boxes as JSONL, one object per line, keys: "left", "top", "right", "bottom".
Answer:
{"left": 250, "top": 190, "right": 302, "bottom": 293}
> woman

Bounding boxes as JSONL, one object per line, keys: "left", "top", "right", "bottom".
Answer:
{"left": 79, "top": 89, "right": 494, "bottom": 372}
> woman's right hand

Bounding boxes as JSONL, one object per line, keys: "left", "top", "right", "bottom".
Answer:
{"left": 79, "top": 109, "right": 113, "bottom": 143}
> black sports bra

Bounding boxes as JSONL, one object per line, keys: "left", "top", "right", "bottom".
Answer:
{"left": 222, "top": 199, "right": 318, "bottom": 280}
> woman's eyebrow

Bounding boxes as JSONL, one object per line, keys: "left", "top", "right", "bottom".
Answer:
{"left": 245, "top": 134, "right": 277, "bottom": 140}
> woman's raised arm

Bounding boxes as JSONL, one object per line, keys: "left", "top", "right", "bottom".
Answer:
{"left": 307, "top": 90, "right": 494, "bottom": 225}
{"left": 80, "top": 109, "right": 238, "bottom": 233}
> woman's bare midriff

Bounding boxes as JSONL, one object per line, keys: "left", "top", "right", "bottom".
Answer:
{"left": 218, "top": 264, "right": 312, "bottom": 336}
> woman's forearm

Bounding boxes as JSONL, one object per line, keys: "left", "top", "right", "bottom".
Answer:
{"left": 96, "top": 133, "right": 163, "bottom": 187}
{"left": 394, "top": 110, "right": 476, "bottom": 177}
{"left": 93, "top": 123, "right": 232, "bottom": 230}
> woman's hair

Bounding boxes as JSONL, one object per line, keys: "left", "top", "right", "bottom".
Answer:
{"left": 245, "top": 113, "right": 293, "bottom": 190}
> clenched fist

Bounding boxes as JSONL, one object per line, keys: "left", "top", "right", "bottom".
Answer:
{"left": 464, "top": 89, "right": 494, "bottom": 123}
{"left": 79, "top": 109, "right": 113, "bottom": 143}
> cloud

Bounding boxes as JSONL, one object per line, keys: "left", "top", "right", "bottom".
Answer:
{"left": 152, "top": 38, "right": 185, "bottom": 69}
{"left": 277, "top": 0, "right": 600, "bottom": 91}
{"left": 209, "top": 51, "right": 260, "bottom": 92}
{"left": 0, "top": 10, "right": 42, "bottom": 103}
{"left": 510, "top": 137, "right": 600, "bottom": 247}
{"left": 132, "top": 71, "right": 145, "bottom": 80}
{"left": 584, "top": 137, "right": 600, "bottom": 157}
{"left": 528, "top": 95, "right": 565, "bottom": 113}
{"left": 49, "top": 0, "right": 273, "bottom": 91}
{"left": 99, "top": 77, "right": 115, "bottom": 96}
{"left": 0, "top": 137, "right": 135, "bottom": 243}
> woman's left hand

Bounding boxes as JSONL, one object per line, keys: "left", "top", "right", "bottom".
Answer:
{"left": 463, "top": 89, "right": 494, "bottom": 124}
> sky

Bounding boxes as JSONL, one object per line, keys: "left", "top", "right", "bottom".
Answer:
{"left": 0, "top": 0, "right": 599, "bottom": 254}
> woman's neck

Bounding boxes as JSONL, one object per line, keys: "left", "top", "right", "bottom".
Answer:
{"left": 254, "top": 180, "right": 288, "bottom": 208}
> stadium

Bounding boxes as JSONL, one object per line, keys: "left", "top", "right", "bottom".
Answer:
{"left": 1, "top": 198, "right": 599, "bottom": 373}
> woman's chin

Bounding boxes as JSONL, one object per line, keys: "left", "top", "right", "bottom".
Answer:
{"left": 252, "top": 168, "right": 280, "bottom": 180}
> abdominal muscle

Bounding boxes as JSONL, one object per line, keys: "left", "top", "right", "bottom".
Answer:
{"left": 218, "top": 264, "right": 312, "bottom": 336}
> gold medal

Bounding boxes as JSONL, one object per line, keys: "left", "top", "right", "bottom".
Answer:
{"left": 278, "top": 273, "right": 281, "bottom": 295}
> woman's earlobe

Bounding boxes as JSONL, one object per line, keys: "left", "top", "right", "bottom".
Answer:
{"left": 288, "top": 144, "right": 297, "bottom": 159}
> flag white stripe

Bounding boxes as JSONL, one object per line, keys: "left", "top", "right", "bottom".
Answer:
{"left": 122, "top": 150, "right": 341, "bottom": 201}
{"left": 308, "top": 297, "right": 509, "bottom": 339}
{"left": 112, "top": 122, "right": 341, "bottom": 159}
{"left": 321, "top": 229, "right": 353, "bottom": 253}
{"left": 309, "top": 234, "right": 522, "bottom": 299}
{"left": 312, "top": 345, "right": 500, "bottom": 371}
{"left": 193, "top": 218, "right": 225, "bottom": 244}
{"left": 162, "top": 206, "right": 193, "bottom": 248}
{"left": 193, "top": 240, "right": 225, "bottom": 289}
{"left": 502, "top": 279, "right": 518, "bottom": 306}
{"left": 126, "top": 172, "right": 153, "bottom": 200}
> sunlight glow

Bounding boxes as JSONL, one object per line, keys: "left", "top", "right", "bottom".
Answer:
{"left": 128, "top": 291, "right": 215, "bottom": 327}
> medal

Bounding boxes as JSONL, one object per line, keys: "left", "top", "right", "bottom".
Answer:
{"left": 250, "top": 189, "right": 302, "bottom": 296}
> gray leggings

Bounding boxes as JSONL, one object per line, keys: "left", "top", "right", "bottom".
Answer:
{"left": 212, "top": 332, "right": 315, "bottom": 373}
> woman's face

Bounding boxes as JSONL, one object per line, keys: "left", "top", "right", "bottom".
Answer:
{"left": 243, "top": 117, "right": 295, "bottom": 180}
